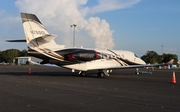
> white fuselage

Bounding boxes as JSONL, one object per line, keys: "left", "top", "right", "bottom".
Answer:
{"left": 63, "top": 49, "right": 146, "bottom": 71}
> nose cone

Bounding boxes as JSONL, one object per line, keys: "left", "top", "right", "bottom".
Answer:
{"left": 140, "top": 59, "right": 146, "bottom": 64}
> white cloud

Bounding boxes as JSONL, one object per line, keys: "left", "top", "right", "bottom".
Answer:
{"left": 85, "top": 0, "right": 141, "bottom": 15}
{"left": 15, "top": 0, "right": 140, "bottom": 49}
{"left": 0, "top": 10, "right": 26, "bottom": 50}
{"left": 0, "top": 16, "right": 19, "bottom": 25}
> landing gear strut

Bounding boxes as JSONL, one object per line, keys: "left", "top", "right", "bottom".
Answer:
{"left": 79, "top": 71, "right": 86, "bottom": 77}
{"left": 135, "top": 68, "right": 139, "bottom": 75}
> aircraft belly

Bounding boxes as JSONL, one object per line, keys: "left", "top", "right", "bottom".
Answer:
{"left": 86, "top": 59, "right": 121, "bottom": 70}
{"left": 62, "top": 59, "right": 122, "bottom": 71}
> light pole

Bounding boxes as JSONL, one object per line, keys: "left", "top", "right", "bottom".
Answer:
{"left": 161, "top": 45, "right": 163, "bottom": 54}
{"left": 71, "top": 24, "right": 77, "bottom": 47}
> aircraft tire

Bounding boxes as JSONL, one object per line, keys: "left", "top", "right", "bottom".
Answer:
{"left": 80, "top": 71, "right": 86, "bottom": 77}
{"left": 98, "top": 72, "right": 105, "bottom": 78}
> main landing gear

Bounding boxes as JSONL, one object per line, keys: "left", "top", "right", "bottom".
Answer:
{"left": 97, "top": 72, "right": 105, "bottom": 78}
{"left": 79, "top": 71, "right": 86, "bottom": 77}
{"left": 79, "top": 70, "right": 110, "bottom": 78}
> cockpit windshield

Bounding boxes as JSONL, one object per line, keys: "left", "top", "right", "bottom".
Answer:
{"left": 134, "top": 54, "right": 138, "bottom": 57}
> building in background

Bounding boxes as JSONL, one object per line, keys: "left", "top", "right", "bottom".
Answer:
{"left": 14, "top": 56, "right": 42, "bottom": 65}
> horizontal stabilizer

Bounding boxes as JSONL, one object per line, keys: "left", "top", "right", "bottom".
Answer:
{"left": 32, "top": 34, "right": 57, "bottom": 43}
{"left": 6, "top": 39, "right": 26, "bottom": 42}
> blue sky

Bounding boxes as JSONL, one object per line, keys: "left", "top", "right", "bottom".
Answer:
{"left": 0, "top": 0, "right": 179, "bottom": 58}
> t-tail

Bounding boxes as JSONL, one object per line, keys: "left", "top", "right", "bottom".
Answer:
{"left": 20, "top": 13, "right": 65, "bottom": 61}
{"left": 21, "top": 12, "right": 64, "bottom": 51}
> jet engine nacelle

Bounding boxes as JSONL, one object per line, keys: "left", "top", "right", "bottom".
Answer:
{"left": 68, "top": 50, "right": 99, "bottom": 61}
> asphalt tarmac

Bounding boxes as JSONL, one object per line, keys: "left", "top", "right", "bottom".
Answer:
{"left": 0, "top": 65, "right": 180, "bottom": 112}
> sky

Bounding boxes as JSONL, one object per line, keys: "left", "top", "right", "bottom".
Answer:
{"left": 0, "top": 0, "right": 179, "bottom": 58}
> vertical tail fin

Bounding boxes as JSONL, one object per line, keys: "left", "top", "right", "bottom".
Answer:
{"left": 21, "top": 12, "right": 64, "bottom": 50}
{"left": 21, "top": 13, "right": 48, "bottom": 44}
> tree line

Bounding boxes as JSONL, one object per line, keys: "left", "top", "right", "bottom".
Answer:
{"left": 141, "top": 51, "right": 178, "bottom": 64}
{"left": 0, "top": 49, "right": 29, "bottom": 63}
{"left": 0, "top": 49, "right": 178, "bottom": 65}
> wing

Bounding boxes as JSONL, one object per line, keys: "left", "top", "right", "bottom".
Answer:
{"left": 63, "top": 58, "right": 174, "bottom": 71}
{"left": 98, "top": 59, "right": 174, "bottom": 70}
